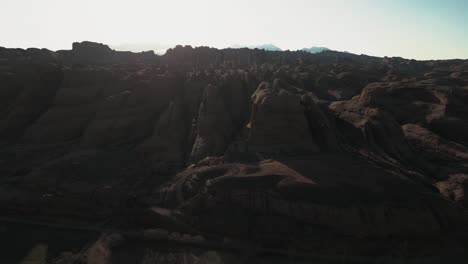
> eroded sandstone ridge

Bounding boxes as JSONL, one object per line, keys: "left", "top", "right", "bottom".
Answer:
{"left": 1, "top": 42, "right": 468, "bottom": 262}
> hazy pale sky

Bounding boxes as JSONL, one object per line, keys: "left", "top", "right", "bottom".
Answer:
{"left": 1, "top": 0, "right": 467, "bottom": 59}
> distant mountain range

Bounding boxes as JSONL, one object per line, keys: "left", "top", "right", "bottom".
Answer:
{"left": 229, "top": 44, "right": 283, "bottom": 51}
{"left": 301, "top": 46, "right": 330, "bottom": 53}
{"left": 229, "top": 44, "right": 331, "bottom": 53}
{"left": 111, "top": 43, "right": 331, "bottom": 54}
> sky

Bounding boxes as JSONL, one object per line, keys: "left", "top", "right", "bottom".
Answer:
{"left": 1, "top": 0, "right": 467, "bottom": 60}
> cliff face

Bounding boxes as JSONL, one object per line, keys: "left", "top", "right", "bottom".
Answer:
{"left": 1, "top": 41, "right": 468, "bottom": 259}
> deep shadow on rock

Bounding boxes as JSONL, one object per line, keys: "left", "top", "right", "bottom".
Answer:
{"left": 1, "top": 41, "right": 468, "bottom": 261}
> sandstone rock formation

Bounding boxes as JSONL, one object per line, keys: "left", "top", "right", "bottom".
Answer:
{"left": 247, "top": 80, "right": 320, "bottom": 155}
{"left": 190, "top": 84, "right": 233, "bottom": 162}
{"left": 1, "top": 41, "right": 468, "bottom": 261}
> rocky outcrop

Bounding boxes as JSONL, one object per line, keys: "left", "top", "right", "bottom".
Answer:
{"left": 0, "top": 48, "right": 63, "bottom": 143}
{"left": 190, "top": 84, "right": 233, "bottom": 162}
{"left": 137, "top": 100, "right": 188, "bottom": 174}
{"left": 1, "top": 41, "right": 468, "bottom": 260}
{"left": 360, "top": 75, "right": 468, "bottom": 145}
{"left": 403, "top": 124, "right": 468, "bottom": 178}
{"left": 302, "top": 93, "right": 340, "bottom": 151}
{"left": 329, "top": 97, "right": 414, "bottom": 163}
{"left": 247, "top": 80, "right": 320, "bottom": 155}
{"left": 435, "top": 174, "right": 468, "bottom": 207}
{"left": 359, "top": 79, "right": 448, "bottom": 125}
{"left": 159, "top": 157, "right": 458, "bottom": 238}
{"left": 58, "top": 41, "right": 158, "bottom": 65}
{"left": 21, "top": 67, "right": 114, "bottom": 143}
{"left": 403, "top": 124, "right": 468, "bottom": 205}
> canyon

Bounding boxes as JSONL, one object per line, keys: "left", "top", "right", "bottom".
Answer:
{"left": 1, "top": 41, "right": 468, "bottom": 263}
